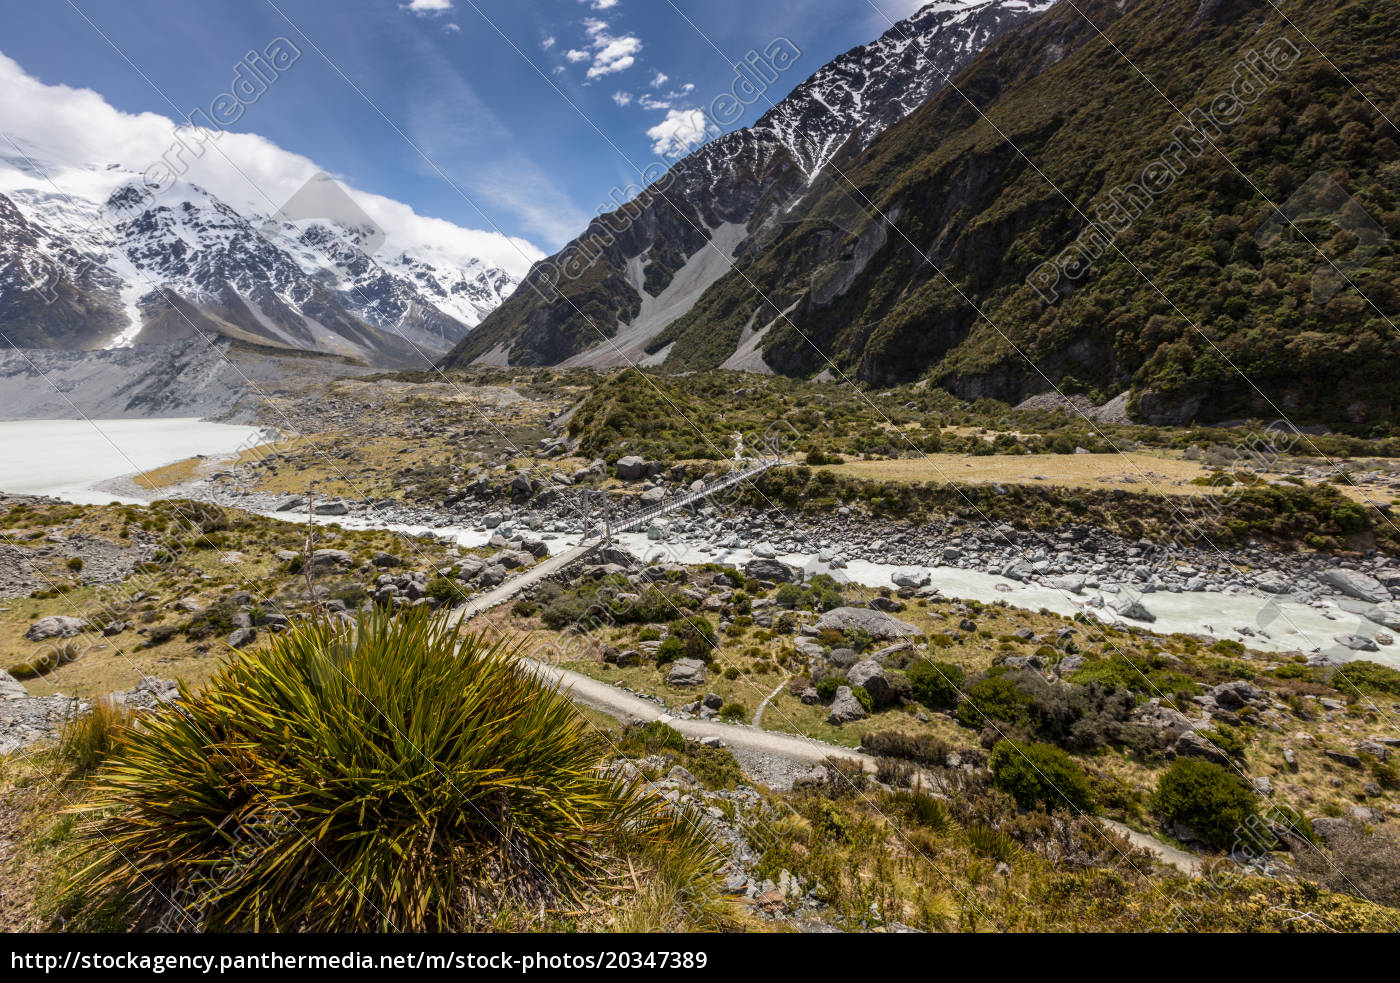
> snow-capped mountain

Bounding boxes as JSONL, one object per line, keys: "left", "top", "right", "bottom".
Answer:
{"left": 444, "top": 0, "right": 1055, "bottom": 371}
{"left": 759, "top": 0, "right": 1053, "bottom": 180}
{"left": 0, "top": 161, "right": 522, "bottom": 363}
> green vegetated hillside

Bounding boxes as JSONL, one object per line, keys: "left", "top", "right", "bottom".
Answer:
{"left": 651, "top": 0, "right": 1400, "bottom": 431}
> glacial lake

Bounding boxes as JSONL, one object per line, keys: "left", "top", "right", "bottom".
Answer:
{"left": 0, "top": 418, "right": 264, "bottom": 505}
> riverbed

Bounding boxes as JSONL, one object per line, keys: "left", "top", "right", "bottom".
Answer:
{"left": 2, "top": 417, "right": 1395, "bottom": 665}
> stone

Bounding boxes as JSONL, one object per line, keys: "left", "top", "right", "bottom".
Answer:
{"left": 891, "top": 570, "right": 929, "bottom": 588}
{"left": 1112, "top": 595, "right": 1156, "bottom": 622}
{"left": 1173, "top": 730, "right": 1230, "bottom": 767}
{"left": 23, "top": 616, "right": 87, "bottom": 641}
{"left": 868, "top": 596, "right": 904, "bottom": 613}
{"left": 482, "top": 512, "right": 504, "bottom": 529}
{"left": 666, "top": 658, "right": 708, "bottom": 687}
{"left": 1310, "top": 817, "right": 1353, "bottom": 846}
{"left": 1318, "top": 568, "right": 1390, "bottom": 603}
{"left": 477, "top": 564, "right": 507, "bottom": 588}
{"left": 847, "top": 659, "right": 895, "bottom": 706}
{"left": 371, "top": 552, "right": 402, "bottom": 568}
{"left": 827, "top": 647, "right": 858, "bottom": 669}
{"left": 227, "top": 626, "right": 257, "bottom": 649}
{"left": 312, "top": 501, "right": 348, "bottom": 516}
{"left": 1323, "top": 749, "right": 1363, "bottom": 768}
{"left": 815, "top": 606, "right": 918, "bottom": 640}
{"left": 308, "top": 549, "right": 353, "bottom": 569}
{"left": 668, "top": 765, "right": 698, "bottom": 787}
{"left": 640, "top": 486, "right": 666, "bottom": 505}
{"left": 826, "top": 686, "right": 868, "bottom": 724}
{"left": 1333, "top": 634, "right": 1378, "bottom": 652}
{"left": 744, "top": 558, "right": 802, "bottom": 584}
{"left": 0, "top": 670, "right": 28, "bottom": 701}
{"left": 615, "top": 455, "right": 649, "bottom": 480}
{"left": 703, "top": 692, "right": 723, "bottom": 710}
{"left": 1211, "top": 679, "right": 1262, "bottom": 710}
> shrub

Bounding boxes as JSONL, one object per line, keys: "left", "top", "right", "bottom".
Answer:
{"left": 666, "top": 616, "right": 717, "bottom": 662}
{"left": 655, "top": 636, "right": 686, "bottom": 665}
{"left": 1332, "top": 660, "right": 1400, "bottom": 697}
{"left": 717, "top": 702, "right": 747, "bottom": 723}
{"left": 1151, "top": 758, "right": 1258, "bottom": 851}
{"left": 851, "top": 686, "right": 874, "bottom": 713}
{"left": 58, "top": 697, "right": 134, "bottom": 773}
{"left": 861, "top": 731, "right": 951, "bottom": 766}
{"left": 65, "top": 610, "right": 719, "bottom": 931}
{"left": 815, "top": 676, "right": 846, "bottom": 702}
{"left": 620, "top": 720, "right": 687, "bottom": 756}
{"left": 958, "top": 675, "right": 1033, "bottom": 728}
{"left": 989, "top": 740, "right": 1095, "bottom": 813}
{"left": 906, "top": 659, "right": 964, "bottom": 710}
{"left": 685, "top": 745, "right": 745, "bottom": 789}
{"left": 67, "top": 557, "right": 84, "bottom": 572}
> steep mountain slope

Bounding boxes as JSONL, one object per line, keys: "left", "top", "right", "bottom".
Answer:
{"left": 0, "top": 166, "right": 521, "bottom": 365}
{"left": 636, "top": 0, "right": 1400, "bottom": 430}
{"left": 442, "top": 0, "right": 1054, "bottom": 370}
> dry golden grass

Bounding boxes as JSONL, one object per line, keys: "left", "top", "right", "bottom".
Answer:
{"left": 830, "top": 451, "right": 1217, "bottom": 496}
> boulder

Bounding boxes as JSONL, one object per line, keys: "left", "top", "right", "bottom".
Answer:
{"left": 826, "top": 685, "right": 868, "bottom": 725}
{"left": 227, "top": 626, "right": 258, "bottom": 649}
{"left": 1333, "top": 634, "right": 1378, "bottom": 652}
{"left": 1211, "top": 679, "right": 1262, "bottom": 710}
{"left": 615, "top": 456, "right": 649, "bottom": 480}
{"left": 371, "top": 552, "right": 402, "bottom": 568}
{"left": 1318, "top": 568, "right": 1390, "bottom": 603}
{"left": 744, "top": 557, "right": 802, "bottom": 584}
{"left": 666, "top": 658, "right": 708, "bottom": 687}
{"left": 847, "top": 659, "right": 895, "bottom": 706}
{"left": 312, "top": 501, "right": 349, "bottom": 516}
{"left": 891, "top": 570, "right": 930, "bottom": 589}
{"left": 827, "top": 647, "right": 859, "bottom": 669}
{"left": 1112, "top": 595, "right": 1156, "bottom": 622}
{"left": 0, "top": 669, "right": 28, "bottom": 701}
{"left": 308, "top": 549, "right": 353, "bottom": 570}
{"left": 1173, "top": 730, "right": 1231, "bottom": 767}
{"left": 815, "top": 606, "right": 917, "bottom": 640}
{"left": 23, "top": 616, "right": 87, "bottom": 641}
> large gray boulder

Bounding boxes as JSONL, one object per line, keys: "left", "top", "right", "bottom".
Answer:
{"left": 24, "top": 616, "right": 87, "bottom": 641}
{"left": 615, "top": 456, "right": 649, "bottom": 480}
{"left": 308, "top": 549, "right": 353, "bottom": 570}
{"left": 1211, "top": 679, "right": 1262, "bottom": 710}
{"left": 826, "top": 685, "right": 868, "bottom": 724}
{"left": 744, "top": 557, "right": 802, "bottom": 584}
{"left": 847, "top": 659, "right": 895, "bottom": 707}
{"left": 666, "top": 658, "right": 708, "bottom": 687}
{"left": 1112, "top": 595, "right": 1155, "bottom": 622}
{"left": 815, "top": 606, "right": 918, "bottom": 640}
{"left": 1318, "top": 568, "right": 1390, "bottom": 603}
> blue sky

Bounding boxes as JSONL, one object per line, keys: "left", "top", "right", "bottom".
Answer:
{"left": 0, "top": 0, "right": 926, "bottom": 253}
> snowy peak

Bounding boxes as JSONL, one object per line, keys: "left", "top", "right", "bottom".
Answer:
{"left": 757, "top": 0, "right": 1058, "bottom": 179}
{"left": 0, "top": 167, "right": 522, "bottom": 362}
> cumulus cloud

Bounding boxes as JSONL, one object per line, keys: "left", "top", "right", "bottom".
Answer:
{"left": 649, "top": 71, "right": 668, "bottom": 88}
{"left": 611, "top": 91, "right": 633, "bottom": 107}
{"left": 578, "top": 0, "right": 620, "bottom": 8}
{"left": 0, "top": 52, "right": 545, "bottom": 273}
{"left": 564, "top": 48, "right": 590, "bottom": 63}
{"left": 401, "top": 0, "right": 453, "bottom": 14}
{"left": 646, "top": 108, "right": 717, "bottom": 158}
{"left": 541, "top": 35, "right": 556, "bottom": 50}
{"left": 575, "top": 19, "right": 642, "bottom": 81}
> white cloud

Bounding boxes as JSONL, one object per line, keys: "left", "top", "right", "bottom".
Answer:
{"left": 646, "top": 108, "right": 717, "bottom": 158}
{"left": 649, "top": 71, "right": 668, "bottom": 88}
{"left": 611, "top": 91, "right": 633, "bottom": 107}
{"left": 565, "top": 18, "right": 641, "bottom": 81}
{"left": 578, "top": 0, "right": 620, "bottom": 8}
{"left": 638, "top": 93, "right": 671, "bottom": 111}
{"left": 541, "top": 35, "right": 556, "bottom": 50}
{"left": 401, "top": 0, "right": 453, "bottom": 14}
{"left": 0, "top": 52, "right": 546, "bottom": 273}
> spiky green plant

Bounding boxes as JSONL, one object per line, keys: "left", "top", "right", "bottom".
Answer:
{"left": 66, "top": 608, "right": 720, "bottom": 931}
